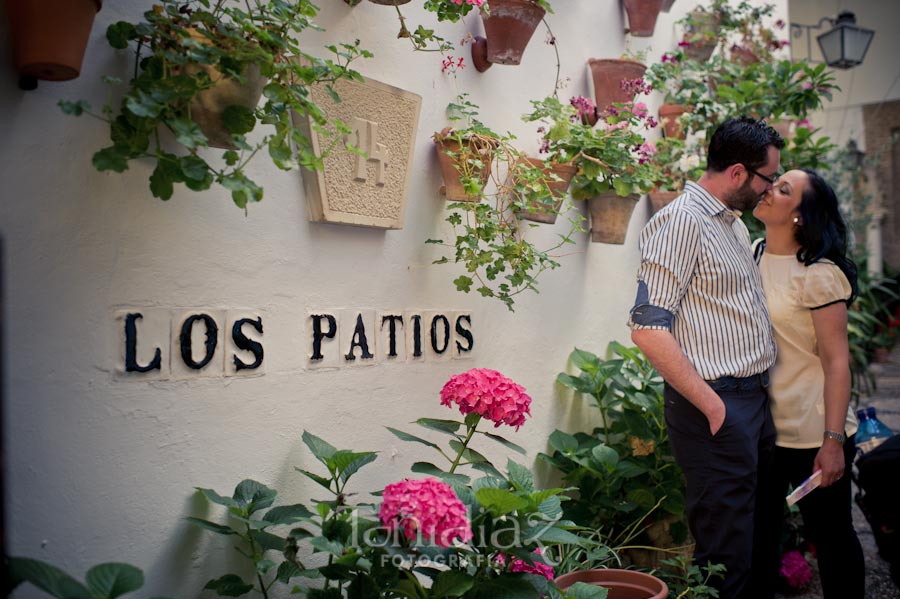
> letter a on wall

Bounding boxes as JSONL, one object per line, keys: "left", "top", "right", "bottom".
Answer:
{"left": 292, "top": 73, "right": 422, "bottom": 229}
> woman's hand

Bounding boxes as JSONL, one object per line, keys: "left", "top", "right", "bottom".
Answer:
{"left": 814, "top": 441, "right": 845, "bottom": 487}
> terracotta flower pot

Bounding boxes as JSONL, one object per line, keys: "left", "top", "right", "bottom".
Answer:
{"left": 730, "top": 45, "right": 759, "bottom": 65}
{"left": 658, "top": 104, "right": 688, "bottom": 139}
{"left": 683, "top": 40, "right": 716, "bottom": 62}
{"left": 622, "top": 0, "right": 665, "bottom": 37}
{"left": 433, "top": 130, "right": 495, "bottom": 202}
{"left": 648, "top": 190, "right": 679, "bottom": 214}
{"left": 183, "top": 29, "right": 268, "bottom": 150}
{"left": 555, "top": 569, "right": 668, "bottom": 599}
{"left": 512, "top": 157, "right": 577, "bottom": 224}
{"left": 587, "top": 191, "right": 640, "bottom": 244}
{"left": 661, "top": 0, "right": 676, "bottom": 12}
{"left": 472, "top": 0, "right": 546, "bottom": 71}
{"left": 367, "top": 0, "right": 411, "bottom": 4}
{"left": 5, "top": 0, "right": 102, "bottom": 82}
{"left": 587, "top": 59, "right": 647, "bottom": 115}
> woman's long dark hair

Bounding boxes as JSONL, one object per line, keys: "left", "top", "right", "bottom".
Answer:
{"left": 794, "top": 168, "right": 858, "bottom": 304}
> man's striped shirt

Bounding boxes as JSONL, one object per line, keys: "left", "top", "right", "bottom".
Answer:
{"left": 628, "top": 181, "right": 776, "bottom": 380}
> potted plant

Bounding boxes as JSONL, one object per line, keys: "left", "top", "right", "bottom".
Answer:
{"left": 540, "top": 343, "right": 691, "bottom": 580}
{"left": 646, "top": 137, "right": 704, "bottom": 213}
{"left": 586, "top": 51, "right": 647, "bottom": 117}
{"left": 471, "top": 0, "right": 554, "bottom": 72}
{"left": 5, "top": 0, "right": 103, "bottom": 86}
{"left": 429, "top": 95, "right": 584, "bottom": 310}
{"left": 60, "top": 0, "right": 370, "bottom": 209}
{"left": 555, "top": 569, "right": 668, "bottom": 599}
{"left": 525, "top": 90, "right": 658, "bottom": 244}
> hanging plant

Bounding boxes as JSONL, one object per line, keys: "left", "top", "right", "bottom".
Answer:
{"left": 60, "top": 0, "right": 371, "bottom": 209}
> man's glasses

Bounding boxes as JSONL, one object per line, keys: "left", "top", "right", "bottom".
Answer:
{"left": 744, "top": 165, "right": 777, "bottom": 185}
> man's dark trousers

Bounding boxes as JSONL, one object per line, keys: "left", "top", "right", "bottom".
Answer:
{"left": 664, "top": 379, "right": 775, "bottom": 599}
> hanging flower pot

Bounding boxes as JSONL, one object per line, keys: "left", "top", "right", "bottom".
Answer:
{"left": 471, "top": 0, "right": 546, "bottom": 72}
{"left": 183, "top": 29, "right": 268, "bottom": 150}
{"left": 587, "top": 191, "right": 640, "bottom": 244}
{"left": 658, "top": 104, "right": 688, "bottom": 139}
{"left": 661, "top": 0, "right": 676, "bottom": 12}
{"left": 587, "top": 58, "right": 647, "bottom": 115}
{"left": 555, "top": 568, "right": 668, "bottom": 599}
{"left": 622, "top": 0, "right": 665, "bottom": 37}
{"left": 5, "top": 0, "right": 102, "bottom": 83}
{"left": 510, "top": 157, "right": 576, "bottom": 224}
{"left": 648, "top": 189, "right": 679, "bottom": 214}
{"left": 730, "top": 44, "right": 760, "bottom": 65}
{"left": 433, "top": 128, "right": 496, "bottom": 202}
{"left": 681, "top": 9, "right": 719, "bottom": 62}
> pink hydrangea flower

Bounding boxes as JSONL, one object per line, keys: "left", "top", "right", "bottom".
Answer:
{"left": 509, "top": 549, "right": 555, "bottom": 580}
{"left": 440, "top": 368, "right": 532, "bottom": 430}
{"left": 780, "top": 550, "right": 812, "bottom": 590}
{"left": 379, "top": 478, "right": 473, "bottom": 548}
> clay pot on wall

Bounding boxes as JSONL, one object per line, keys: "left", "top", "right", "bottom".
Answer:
{"left": 512, "top": 157, "right": 577, "bottom": 224}
{"left": 622, "top": 0, "right": 665, "bottom": 37}
{"left": 555, "top": 569, "right": 669, "bottom": 599}
{"left": 5, "top": 0, "right": 103, "bottom": 84}
{"left": 661, "top": 0, "right": 676, "bottom": 12}
{"left": 730, "top": 44, "right": 760, "bottom": 65}
{"left": 367, "top": 0, "right": 411, "bottom": 4}
{"left": 587, "top": 191, "right": 641, "bottom": 244}
{"left": 433, "top": 129, "right": 495, "bottom": 202}
{"left": 471, "top": 0, "right": 546, "bottom": 72}
{"left": 648, "top": 190, "right": 679, "bottom": 214}
{"left": 658, "top": 104, "right": 688, "bottom": 139}
{"left": 587, "top": 58, "right": 647, "bottom": 115}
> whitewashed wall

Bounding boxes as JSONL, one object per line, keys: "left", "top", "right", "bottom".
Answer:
{"left": 0, "top": 1, "right": 786, "bottom": 597}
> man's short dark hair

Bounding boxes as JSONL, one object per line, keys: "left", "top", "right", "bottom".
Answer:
{"left": 706, "top": 117, "right": 785, "bottom": 173}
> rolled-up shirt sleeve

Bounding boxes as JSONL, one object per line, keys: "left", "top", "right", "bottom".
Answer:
{"left": 629, "top": 210, "right": 703, "bottom": 330}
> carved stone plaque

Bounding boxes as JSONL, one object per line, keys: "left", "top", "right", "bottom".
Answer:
{"left": 293, "top": 75, "right": 422, "bottom": 229}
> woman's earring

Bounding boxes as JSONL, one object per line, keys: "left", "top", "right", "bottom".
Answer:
{"left": 793, "top": 217, "right": 799, "bottom": 224}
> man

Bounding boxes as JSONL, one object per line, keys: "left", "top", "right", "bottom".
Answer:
{"left": 629, "top": 117, "right": 784, "bottom": 599}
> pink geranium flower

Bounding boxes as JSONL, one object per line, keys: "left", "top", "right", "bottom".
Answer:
{"left": 440, "top": 368, "right": 532, "bottom": 430}
{"left": 509, "top": 549, "right": 555, "bottom": 580}
{"left": 379, "top": 478, "right": 473, "bottom": 548}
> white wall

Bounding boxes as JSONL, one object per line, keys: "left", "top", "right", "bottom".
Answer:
{"left": 0, "top": 1, "right": 785, "bottom": 597}
{"left": 789, "top": 0, "right": 900, "bottom": 149}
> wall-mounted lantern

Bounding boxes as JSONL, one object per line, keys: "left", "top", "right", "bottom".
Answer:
{"left": 790, "top": 10, "right": 874, "bottom": 69}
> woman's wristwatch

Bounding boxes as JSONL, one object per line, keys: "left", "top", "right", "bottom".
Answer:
{"left": 823, "top": 429, "right": 847, "bottom": 443}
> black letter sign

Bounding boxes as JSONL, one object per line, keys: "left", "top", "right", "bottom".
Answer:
{"left": 310, "top": 314, "right": 337, "bottom": 361}
{"left": 232, "top": 317, "right": 264, "bottom": 371}
{"left": 411, "top": 314, "right": 423, "bottom": 357}
{"left": 381, "top": 315, "right": 404, "bottom": 358}
{"left": 455, "top": 314, "right": 474, "bottom": 354}
{"left": 345, "top": 314, "right": 374, "bottom": 361}
{"left": 124, "top": 313, "right": 161, "bottom": 373}
{"left": 180, "top": 314, "right": 218, "bottom": 370}
{"left": 430, "top": 315, "right": 450, "bottom": 354}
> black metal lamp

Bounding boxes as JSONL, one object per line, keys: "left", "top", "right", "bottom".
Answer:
{"left": 791, "top": 10, "right": 874, "bottom": 69}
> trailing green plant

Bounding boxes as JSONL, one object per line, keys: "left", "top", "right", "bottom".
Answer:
{"left": 428, "top": 95, "right": 584, "bottom": 311}
{"left": 61, "top": 0, "right": 370, "bottom": 209}
{"left": 538, "top": 343, "right": 687, "bottom": 551}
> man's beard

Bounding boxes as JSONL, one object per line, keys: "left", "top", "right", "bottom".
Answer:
{"left": 725, "top": 178, "right": 763, "bottom": 212}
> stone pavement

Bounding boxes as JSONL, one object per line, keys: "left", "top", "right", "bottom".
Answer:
{"left": 774, "top": 352, "right": 900, "bottom": 599}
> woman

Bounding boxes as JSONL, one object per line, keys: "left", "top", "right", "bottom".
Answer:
{"left": 752, "top": 168, "right": 864, "bottom": 599}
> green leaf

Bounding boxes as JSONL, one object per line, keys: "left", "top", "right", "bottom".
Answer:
{"left": 430, "top": 570, "right": 474, "bottom": 597}
{"left": 331, "top": 450, "right": 378, "bottom": 483}
{"left": 256, "top": 560, "right": 276, "bottom": 575}
{"left": 169, "top": 118, "right": 208, "bottom": 149}
{"left": 7, "top": 557, "right": 93, "bottom": 599}
{"left": 625, "top": 488, "right": 657, "bottom": 509}
{"left": 386, "top": 427, "right": 440, "bottom": 450}
{"left": 480, "top": 431, "right": 527, "bottom": 455}
{"left": 591, "top": 444, "right": 618, "bottom": 469}
{"left": 415, "top": 418, "right": 462, "bottom": 434}
{"left": 470, "top": 461, "right": 505, "bottom": 479}
{"left": 263, "top": 504, "right": 315, "bottom": 526}
{"left": 276, "top": 560, "right": 302, "bottom": 584}
{"left": 92, "top": 147, "right": 129, "bottom": 173}
{"left": 196, "top": 487, "right": 238, "bottom": 508}
{"left": 233, "top": 479, "right": 277, "bottom": 514}
{"left": 563, "top": 581, "right": 609, "bottom": 599}
{"left": 468, "top": 574, "right": 540, "bottom": 599}
{"left": 185, "top": 516, "right": 238, "bottom": 536}
{"left": 254, "top": 530, "right": 286, "bottom": 553}
{"left": 149, "top": 160, "right": 176, "bottom": 200}
{"left": 548, "top": 430, "right": 579, "bottom": 454}
{"left": 106, "top": 21, "right": 136, "bottom": 49}
{"left": 410, "top": 462, "right": 469, "bottom": 484}
{"left": 59, "top": 100, "right": 90, "bottom": 116}
{"left": 303, "top": 431, "right": 338, "bottom": 462}
{"left": 310, "top": 536, "right": 345, "bottom": 556}
{"left": 507, "top": 460, "right": 534, "bottom": 493}
{"left": 475, "top": 488, "right": 530, "bottom": 515}
{"left": 204, "top": 574, "right": 254, "bottom": 597}
{"left": 85, "top": 563, "right": 144, "bottom": 599}
{"left": 295, "top": 468, "right": 332, "bottom": 490}
{"left": 222, "top": 105, "right": 257, "bottom": 136}
{"left": 522, "top": 525, "right": 584, "bottom": 546}
{"left": 556, "top": 373, "right": 591, "bottom": 394}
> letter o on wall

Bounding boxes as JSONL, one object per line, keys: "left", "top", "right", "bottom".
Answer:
{"left": 430, "top": 315, "right": 450, "bottom": 354}
{"left": 180, "top": 314, "right": 218, "bottom": 369}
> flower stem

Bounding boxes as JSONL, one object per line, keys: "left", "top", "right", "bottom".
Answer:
{"left": 448, "top": 416, "right": 480, "bottom": 474}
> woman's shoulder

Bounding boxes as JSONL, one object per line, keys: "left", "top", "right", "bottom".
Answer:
{"left": 800, "top": 259, "right": 851, "bottom": 307}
